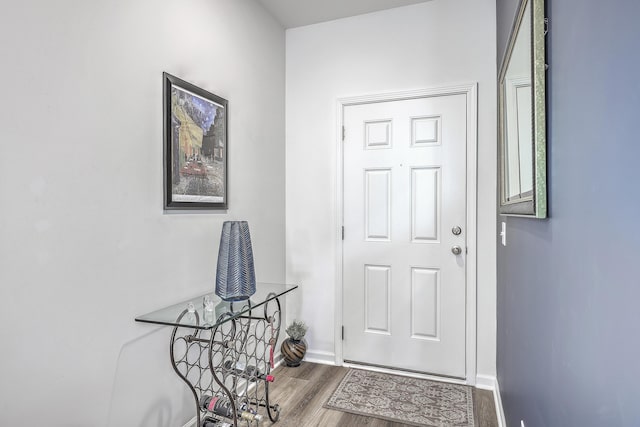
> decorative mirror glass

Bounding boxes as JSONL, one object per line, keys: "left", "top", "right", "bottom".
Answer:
{"left": 498, "top": 0, "right": 547, "bottom": 217}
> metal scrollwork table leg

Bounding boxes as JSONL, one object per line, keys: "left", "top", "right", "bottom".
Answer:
{"left": 169, "top": 294, "right": 283, "bottom": 426}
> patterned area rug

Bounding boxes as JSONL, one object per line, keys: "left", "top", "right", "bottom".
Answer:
{"left": 324, "top": 369, "right": 474, "bottom": 426}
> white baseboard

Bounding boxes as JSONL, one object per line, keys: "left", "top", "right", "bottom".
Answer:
{"left": 273, "top": 351, "right": 284, "bottom": 367}
{"left": 475, "top": 374, "right": 506, "bottom": 427}
{"left": 303, "top": 349, "right": 336, "bottom": 365}
{"left": 493, "top": 376, "right": 506, "bottom": 427}
{"left": 475, "top": 374, "right": 496, "bottom": 390}
{"left": 182, "top": 416, "right": 196, "bottom": 427}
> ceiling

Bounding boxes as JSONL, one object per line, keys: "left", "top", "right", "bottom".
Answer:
{"left": 256, "top": 0, "right": 433, "bottom": 29}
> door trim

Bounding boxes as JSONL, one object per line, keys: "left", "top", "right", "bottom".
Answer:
{"left": 334, "top": 83, "right": 478, "bottom": 385}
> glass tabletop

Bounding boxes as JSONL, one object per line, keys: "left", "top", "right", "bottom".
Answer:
{"left": 135, "top": 282, "right": 298, "bottom": 330}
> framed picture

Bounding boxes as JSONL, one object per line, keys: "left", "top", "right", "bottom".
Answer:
{"left": 163, "top": 72, "right": 228, "bottom": 210}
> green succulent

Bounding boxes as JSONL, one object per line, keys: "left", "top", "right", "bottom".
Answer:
{"left": 285, "top": 320, "right": 308, "bottom": 341}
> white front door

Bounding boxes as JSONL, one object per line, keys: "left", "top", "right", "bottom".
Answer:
{"left": 342, "top": 93, "right": 468, "bottom": 378}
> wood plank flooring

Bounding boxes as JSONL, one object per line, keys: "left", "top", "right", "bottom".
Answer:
{"left": 261, "top": 362, "right": 498, "bottom": 427}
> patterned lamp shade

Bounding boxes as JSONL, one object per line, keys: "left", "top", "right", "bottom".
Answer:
{"left": 215, "top": 221, "right": 256, "bottom": 301}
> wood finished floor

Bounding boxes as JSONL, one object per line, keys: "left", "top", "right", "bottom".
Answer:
{"left": 262, "top": 362, "right": 498, "bottom": 427}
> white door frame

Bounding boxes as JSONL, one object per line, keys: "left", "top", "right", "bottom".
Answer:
{"left": 334, "top": 83, "right": 478, "bottom": 385}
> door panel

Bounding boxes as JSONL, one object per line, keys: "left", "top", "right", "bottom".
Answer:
{"left": 364, "top": 264, "right": 391, "bottom": 334}
{"left": 410, "top": 267, "right": 440, "bottom": 340}
{"left": 411, "top": 167, "right": 440, "bottom": 242}
{"left": 365, "top": 169, "right": 391, "bottom": 241}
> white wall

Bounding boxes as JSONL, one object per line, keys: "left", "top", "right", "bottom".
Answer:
{"left": 285, "top": 0, "right": 497, "bottom": 377}
{"left": 0, "top": 0, "right": 284, "bottom": 425}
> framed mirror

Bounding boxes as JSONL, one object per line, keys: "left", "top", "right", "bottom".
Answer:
{"left": 498, "top": 0, "right": 547, "bottom": 217}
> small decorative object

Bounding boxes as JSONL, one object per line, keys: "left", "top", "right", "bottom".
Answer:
{"left": 187, "top": 302, "right": 196, "bottom": 313}
{"left": 281, "top": 320, "right": 308, "bottom": 367}
{"left": 163, "top": 72, "right": 228, "bottom": 210}
{"left": 215, "top": 221, "right": 256, "bottom": 301}
{"left": 186, "top": 301, "right": 196, "bottom": 322}
{"left": 203, "top": 295, "right": 214, "bottom": 323}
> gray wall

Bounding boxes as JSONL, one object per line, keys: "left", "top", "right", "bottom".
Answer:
{"left": 496, "top": 0, "right": 640, "bottom": 426}
{"left": 0, "top": 0, "right": 285, "bottom": 425}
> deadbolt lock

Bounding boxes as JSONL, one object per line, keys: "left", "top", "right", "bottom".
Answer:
{"left": 452, "top": 226, "right": 462, "bottom": 236}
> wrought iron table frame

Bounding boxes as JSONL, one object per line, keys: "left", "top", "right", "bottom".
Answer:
{"left": 136, "top": 283, "right": 297, "bottom": 426}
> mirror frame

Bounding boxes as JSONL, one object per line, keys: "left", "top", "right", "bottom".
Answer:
{"left": 498, "top": 0, "right": 547, "bottom": 218}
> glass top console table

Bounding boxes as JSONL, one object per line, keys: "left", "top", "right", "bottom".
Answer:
{"left": 136, "top": 283, "right": 298, "bottom": 427}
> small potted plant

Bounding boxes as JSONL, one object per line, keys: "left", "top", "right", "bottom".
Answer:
{"left": 281, "top": 320, "right": 308, "bottom": 367}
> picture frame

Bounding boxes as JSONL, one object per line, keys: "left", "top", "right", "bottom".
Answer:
{"left": 163, "top": 72, "right": 228, "bottom": 210}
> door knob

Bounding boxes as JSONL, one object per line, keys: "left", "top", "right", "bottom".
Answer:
{"left": 451, "top": 246, "right": 462, "bottom": 255}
